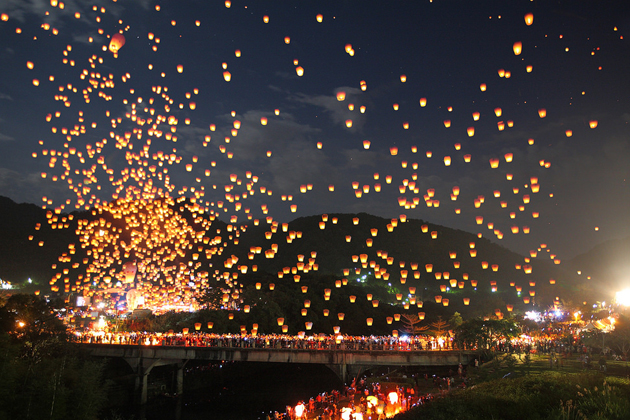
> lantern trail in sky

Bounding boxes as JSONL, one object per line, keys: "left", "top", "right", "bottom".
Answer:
{"left": 0, "top": 1, "right": 629, "bottom": 324}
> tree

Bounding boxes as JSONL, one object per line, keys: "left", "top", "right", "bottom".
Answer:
{"left": 429, "top": 316, "right": 449, "bottom": 337}
{"left": 609, "top": 314, "right": 630, "bottom": 367}
{"left": 0, "top": 294, "right": 67, "bottom": 339}
{"left": 195, "top": 287, "right": 226, "bottom": 310}
{"left": 455, "top": 317, "right": 519, "bottom": 351}
{"left": 0, "top": 295, "right": 108, "bottom": 420}
{"left": 449, "top": 312, "right": 463, "bottom": 329}
{"left": 400, "top": 314, "right": 429, "bottom": 335}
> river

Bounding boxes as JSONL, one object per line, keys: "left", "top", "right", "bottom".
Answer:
{"left": 105, "top": 360, "right": 458, "bottom": 419}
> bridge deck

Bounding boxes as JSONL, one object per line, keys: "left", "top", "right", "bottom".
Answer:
{"left": 84, "top": 344, "right": 478, "bottom": 366}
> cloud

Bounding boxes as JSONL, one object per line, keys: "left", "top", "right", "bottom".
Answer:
{"left": 0, "top": 132, "right": 15, "bottom": 142}
{"left": 1, "top": 0, "right": 141, "bottom": 31}
{"left": 0, "top": 92, "right": 13, "bottom": 101}
{"left": 0, "top": 167, "right": 66, "bottom": 204}
{"left": 289, "top": 87, "right": 368, "bottom": 131}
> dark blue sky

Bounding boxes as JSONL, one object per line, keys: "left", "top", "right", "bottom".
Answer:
{"left": 1, "top": 0, "right": 629, "bottom": 260}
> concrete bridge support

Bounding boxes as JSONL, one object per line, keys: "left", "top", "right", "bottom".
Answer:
{"left": 124, "top": 356, "right": 188, "bottom": 405}
{"left": 325, "top": 363, "right": 372, "bottom": 384}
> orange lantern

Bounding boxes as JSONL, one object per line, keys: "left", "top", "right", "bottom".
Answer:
{"left": 108, "top": 33, "right": 126, "bottom": 53}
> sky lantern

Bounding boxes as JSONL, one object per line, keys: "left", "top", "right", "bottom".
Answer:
{"left": 538, "top": 108, "right": 546, "bottom": 118}
{"left": 336, "top": 91, "right": 346, "bottom": 101}
{"left": 524, "top": 13, "right": 534, "bottom": 26}
{"left": 589, "top": 120, "right": 598, "bottom": 128}
{"left": 472, "top": 111, "right": 480, "bottom": 121}
{"left": 565, "top": 130, "right": 573, "bottom": 137}
{"left": 122, "top": 261, "right": 137, "bottom": 283}
{"left": 223, "top": 71, "right": 232, "bottom": 81}
{"left": 480, "top": 83, "right": 487, "bottom": 91}
{"left": 400, "top": 74, "right": 407, "bottom": 82}
{"left": 513, "top": 42, "right": 522, "bottom": 55}
{"left": 444, "top": 120, "right": 451, "bottom": 128}
{"left": 467, "top": 127, "right": 475, "bottom": 137}
{"left": 419, "top": 97, "right": 427, "bottom": 107}
{"left": 260, "top": 117, "right": 268, "bottom": 125}
{"left": 108, "top": 33, "right": 126, "bottom": 53}
{"left": 295, "top": 66, "right": 304, "bottom": 76}
{"left": 363, "top": 140, "right": 371, "bottom": 149}
{"left": 390, "top": 147, "right": 398, "bottom": 155}
{"left": 177, "top": 64, "right": 184, "bottom": 73}
{"left": 494, "top": 107, "right": 502, "bottom": 117}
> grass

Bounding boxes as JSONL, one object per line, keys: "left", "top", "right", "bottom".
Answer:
{"left": 394, "top": 352, "right": 630, "bottom": 420}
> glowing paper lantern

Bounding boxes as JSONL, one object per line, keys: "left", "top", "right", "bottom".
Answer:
{"left": 524, "top": 13, "right": 534, "bottom": 26}
{"left": 108, "top": 33, "right": 126, "bottom": 53}
{"left": 513, "top": 42, "right": 522, "bottom": 55}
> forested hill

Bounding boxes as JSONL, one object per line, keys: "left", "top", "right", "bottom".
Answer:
{"left": 0, "top": 196, "right": 587, "bottom": 311}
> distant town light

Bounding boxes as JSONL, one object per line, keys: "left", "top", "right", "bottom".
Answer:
{"left": 615, "top": 290, "right": 630, "bottom": 306}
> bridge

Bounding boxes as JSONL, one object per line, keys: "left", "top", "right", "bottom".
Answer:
{"left": 84, "top": 344, "right": 479, "bottom": 404}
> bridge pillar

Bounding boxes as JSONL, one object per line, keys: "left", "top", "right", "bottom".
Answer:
{"left": 125, "top": 357, "right": 161, "bottom": 405}
{"left": 325, "top": 364, "right": 372, "bottom": 384}
{"left": 325, "top": 363, "right": 347, "bottom": 383}
{"left": 176, "top": 360, "right": 188, "bottom": 396}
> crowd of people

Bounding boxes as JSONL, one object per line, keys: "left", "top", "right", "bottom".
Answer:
{"left": 71, "top": 329, "right": 460, "bottom": 352}
{"left": 267, "top": 367, "right": 470, "bottom": 420}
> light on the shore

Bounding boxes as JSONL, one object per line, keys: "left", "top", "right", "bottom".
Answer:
{"left": 615, "top": 289, "right": 630, "bottom": 306}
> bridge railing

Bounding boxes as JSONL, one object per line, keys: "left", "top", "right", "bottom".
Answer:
{"left": 73, "top": 332, "right": 464, "bottom": 352}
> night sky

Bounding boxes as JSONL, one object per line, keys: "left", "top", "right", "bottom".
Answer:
{"left": 1, "top": 0, "right": 630, "bottom": 261}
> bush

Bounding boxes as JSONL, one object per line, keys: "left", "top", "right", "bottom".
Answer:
{"left": 395, "top": 373, "right": 630, "bottom": 420}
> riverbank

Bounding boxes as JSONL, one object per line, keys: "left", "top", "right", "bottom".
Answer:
{"left": 394, "top": 352, "right": 630, "bottom": 420}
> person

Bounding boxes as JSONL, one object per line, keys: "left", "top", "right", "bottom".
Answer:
{"left": 599, "top": 356, "right": 607, "bottom": 372}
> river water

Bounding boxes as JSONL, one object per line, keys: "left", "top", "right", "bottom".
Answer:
{"left": 141, "top": 361, "right": 343, "bottom": 420}
{"left": 106, "top": 360, "right": 457, "bottom": 419}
